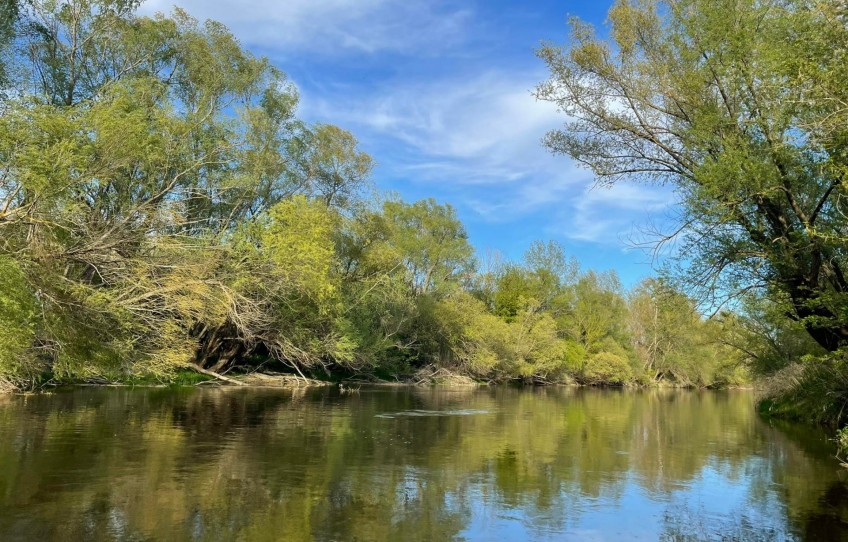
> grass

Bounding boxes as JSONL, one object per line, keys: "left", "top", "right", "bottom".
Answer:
{"left": 757, "top": 355, "right": 848, "bottom": 426}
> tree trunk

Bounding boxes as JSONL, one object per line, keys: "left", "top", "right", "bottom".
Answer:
{"left": 190, "top": 364, "right": 247, "bottom": 386}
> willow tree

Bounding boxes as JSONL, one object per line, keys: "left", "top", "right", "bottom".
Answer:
{"left": 381, "top": 199, "right": 474, "bottom": 296}
{"left": 290, "top": 123, "right": 374, "bottom": 209}
{"left": 536, "top": 0, "right": 848, "bottom": 353}
{"left": 0, "top": 0, "right": 17, "bottom": 88}
{"left": 0, "top": 1, "right": 375, "bottom": 383}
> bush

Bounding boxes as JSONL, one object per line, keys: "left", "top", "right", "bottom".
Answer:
{"left": 583, "top": 352, "right": 633, "bottom": 386}
{"left": 0, "top": 257, "right": 40, "bottom": 387}
{"left": 758, "top": 351, "right": 848, "bottom": 426}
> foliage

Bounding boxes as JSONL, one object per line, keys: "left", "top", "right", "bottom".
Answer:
{"left": 0, "top": 256, "right": 39, "bottom": 386}
{"left": 758, "top": 350, "right": 848, "bottom": 426}
{"left": 628, "top": 277, "right": 746, "bottom": 386}
{"left": 560, "top": 271, "right": 628, "bottom": 355}
{"left": 537, "top": 0, "right": 848, "bottom": 419}
{"left": 381, "top": 198, "right": 474, "bottom": 295}
{"left": 583, "top": 352, "right": 633, "bottom": 386}
{"left": 292, "top": 123, "right": 373, "bottom": 208}
{"left": 537, "top": 0, "right": 848, "bottom": 353}
{"left": 0, "top": 0, "right": 743, "bottom": 391}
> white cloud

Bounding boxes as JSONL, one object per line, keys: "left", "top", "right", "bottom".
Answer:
{"left": 563, "top": 183, "right": 679, "bottom": 244}
{"left": 303, "top": 68, "right": 680, "bottom": 244}
{"left": 302, "top": 69, "right": 584, "bottom": 187}
{"left": 308, "top": 72, "right": 555, "bottom": 160}
{"left": 138, "top": 0, "right": 472, "bottom": 55}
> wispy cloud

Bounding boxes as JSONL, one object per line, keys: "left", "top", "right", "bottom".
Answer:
{"left": 302, "top": 69, "right": 676, "bottom": 244}
{"left": 139, "top": 0, "right": 473, "bottom": 56}
{"left": 302, "top": 69, "right": 587, "bottom": 205}
{"left": 562, "top": 183, "right": 679, "bottom": 244}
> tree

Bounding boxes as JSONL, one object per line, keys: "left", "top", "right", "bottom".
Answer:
{"left": 718, "top": 293, "right": 824, "bottom": 376}
{"left": 0, "top": 0, "right": 18, "bottom": 90}
{"left": 291, "top": 123, "right": 374, "bottom": 209}
{"left": 207, "top": 196, "right": 354, "bottom": 374}
{"left": 381, "top": 199, "right": 474, "bottom": 295}
{"left": 523, "top": 240, "right": 578, "bottom": 312}
{"left": 493, "top": 264, "right": 533, "bottom": 322}
{"left": 536, "top": 0, "right": 848, "bottom": 353}
{"left": 0, "top": 0, "right": 751, "bottom": 390}
{"left": 0, "top": 1, "right": 310, "bottom": 381}
{"left": 0, "top": 255, "right": 38, "bottom": 388}
{"left": 561, "top": 271, "right": 628, "bottom": 354}
{"left": 627, "top": 277, "right": 742, "bottom": 386}
{"left": 583, "top": 351, "right": 632, "bottom": 386}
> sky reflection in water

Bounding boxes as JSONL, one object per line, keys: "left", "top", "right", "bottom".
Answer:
{"left": 0, "top": 387, "right": 846, "bottom": 541}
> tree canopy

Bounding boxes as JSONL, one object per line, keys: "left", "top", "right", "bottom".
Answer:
{"left": 537, "top": 0, "right": 848, "bottom": 352}
{"left": 0, "top": 0, "right": 747, "bottom": 393}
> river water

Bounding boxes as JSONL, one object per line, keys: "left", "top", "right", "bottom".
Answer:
{"left": 0, "top": 386, "right": 847, "bottom": 541}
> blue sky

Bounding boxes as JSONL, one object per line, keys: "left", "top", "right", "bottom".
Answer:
{"left": 140, "top": 0, "right": 678, "bottom": 287}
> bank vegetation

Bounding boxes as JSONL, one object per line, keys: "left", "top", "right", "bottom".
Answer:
{"left": 3, "top": 0, "right": 847, "bottom": 428}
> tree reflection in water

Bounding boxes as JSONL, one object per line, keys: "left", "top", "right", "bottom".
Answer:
{"left": 0, "top": 387, "right": 845, "bottom": 541}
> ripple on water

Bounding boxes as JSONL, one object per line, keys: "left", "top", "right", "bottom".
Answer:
{"left": 375, "top": 409, "right": 491, "bottom": 419}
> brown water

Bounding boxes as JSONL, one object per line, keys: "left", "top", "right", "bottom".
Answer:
{"left": 0, "top": 386, "right": 846, "bottom": 541}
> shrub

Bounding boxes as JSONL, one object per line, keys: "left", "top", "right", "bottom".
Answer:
{"left": 583, "top": 352, "right": 633, "bottom": 386}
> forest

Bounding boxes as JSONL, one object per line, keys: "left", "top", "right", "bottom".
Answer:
{"left": 0, "top": 0, "right": 846, "bottom": 426}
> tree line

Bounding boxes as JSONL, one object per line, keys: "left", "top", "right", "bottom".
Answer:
{"left": 0, "top": 1, "right": 753, "bottom": 391}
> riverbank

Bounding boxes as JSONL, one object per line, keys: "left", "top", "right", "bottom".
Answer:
{"left": 0, "top": 365, "right": 757, "bottom": 394}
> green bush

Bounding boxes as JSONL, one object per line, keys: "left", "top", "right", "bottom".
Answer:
{"left": 0, "top": 257, "right": 39, "bottom": 386}
{"left": 758, "top": 351, "right": 848, "bottom": 426}
{"left": 583, "top": 352, "right": 633, "bottom": 386}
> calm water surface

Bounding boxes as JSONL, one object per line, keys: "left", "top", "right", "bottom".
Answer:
{"left": 1, "top": 386, "right": 847, "bottom": 541}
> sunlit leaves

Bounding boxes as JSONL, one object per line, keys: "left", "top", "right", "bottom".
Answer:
{"left": 537, "top": 0, "right": 848, "bottom": 352}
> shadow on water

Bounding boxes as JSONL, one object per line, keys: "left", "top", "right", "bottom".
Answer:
{"left": 0, "top": 386, "right": 846, "bottom": 540}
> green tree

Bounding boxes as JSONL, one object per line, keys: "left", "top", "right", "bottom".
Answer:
{"left": 524, "top": 240, "right": 578, "bottom": 311}
{"left": 561, "top": 271, "right": 628, "bottom": 354}
{"left": 628, "top": 278, "right": 743, "bottom": 386}
{"left": 291, "top": 123, "right": 374, "bottom": 209}
{"left": 0, "top": 0, "right": 18, "bottom": 89}
{"left": 725, "top": 294, "right": 825, "bottom": 376}
{"left": 212, "top": 196, "right": 355, "bottom": 373}
{"left": 0, "top": 0, "right": 749, "bottom": 390}
{"left": 0, "top": 1, "right": 310, "bottom": 381}
{"left": 0, "top": 256, "right": 38, "bottom": 388}
{"left": 536, "top": 0, "right": 848, "bottom": 353}
{"left": 493, "top": 264, "right": 533, "bottom": 322}
{"left": 583, "top": 351, "right": 632, "bottom": 386}
{"left": 381, "top": 198, "right": 474, "bottom": 295}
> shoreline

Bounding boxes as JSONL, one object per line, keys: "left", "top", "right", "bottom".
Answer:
{"left": 0, "top": 371, "right": 757, "bottom": 394}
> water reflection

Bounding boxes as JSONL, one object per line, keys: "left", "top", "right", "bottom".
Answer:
{"left": 0, "top": 387, "right": 846, "bottom": 540}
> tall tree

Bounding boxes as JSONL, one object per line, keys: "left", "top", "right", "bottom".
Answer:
{"left": 291, "top": 123, "right": 374, "bottom": 209}
{"left": 0, "top": 0, "right": 334, "bottom": 380}
{"left": 0, "top": 0, "right": 18, "bottom": 90}
{"left": 628, "top": 277, "right": 733, "bottom": 385}
{"left": 562, "top": 270, "right": 628, "bottom": 355}
{"left": 536, "top": 0, "right": 848, "bottom": 352}
{"left": 381, "top": 198, "right": 474, "bottom": 295}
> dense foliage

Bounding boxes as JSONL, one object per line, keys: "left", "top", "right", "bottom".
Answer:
{"left": 0, "top": 0, "right": 746, "bottom": 390}
{"left": 537, "top": 0, "right": 848, "bottom": 422}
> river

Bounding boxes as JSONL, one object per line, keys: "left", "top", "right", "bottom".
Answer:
{"left": 0, "top": 386, "right": 846, "bottom": 541}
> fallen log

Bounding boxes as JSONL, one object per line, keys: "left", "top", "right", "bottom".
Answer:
{"left": 190, "top": 365, "right": 247, "bottom": 386}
